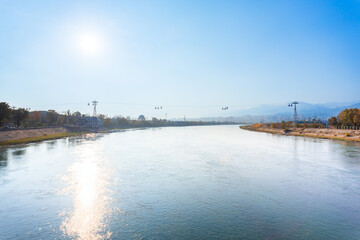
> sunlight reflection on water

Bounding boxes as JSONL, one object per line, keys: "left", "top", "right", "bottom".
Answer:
{"left": 60, "top": 142, "right": 113, "bottom": 240}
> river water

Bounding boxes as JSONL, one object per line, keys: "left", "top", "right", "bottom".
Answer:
{"left": 1, "top": 125, "right": 360, "bottom": 239}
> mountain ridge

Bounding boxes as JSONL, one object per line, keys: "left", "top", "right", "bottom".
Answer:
{"left": 179, "top": 101, "right": 360, "bottom": 123}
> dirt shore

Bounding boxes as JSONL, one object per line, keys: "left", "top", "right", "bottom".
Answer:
{"left": 241, "top": 125, "right": 360, "bottom": 142}
{"left": 0, "top": 127, "right": 72, "bottom": 142}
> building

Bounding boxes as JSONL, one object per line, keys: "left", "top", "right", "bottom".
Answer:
{"left": 76, "top": 116, "right": 103, "bottom": 129}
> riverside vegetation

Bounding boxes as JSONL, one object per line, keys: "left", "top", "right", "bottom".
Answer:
{"left": 0, "top": 101, "right": 234, "bottom": 145}
{"left": 242, "top": 108, "right": 360, "bottom": 141}
{"left": 0, "top": 102, "right": 231, "bottom": 130}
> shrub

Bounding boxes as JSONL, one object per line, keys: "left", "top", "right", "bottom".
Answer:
{"left": 251, "top": 123, "right": 263, "bottom": 128}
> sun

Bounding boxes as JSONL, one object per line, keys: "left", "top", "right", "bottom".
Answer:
{"left": 75, "top": 32, "right": 103, "bottom": 57}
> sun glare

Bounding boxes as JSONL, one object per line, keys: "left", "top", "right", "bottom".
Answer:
{"left": 75, "top": 32, "right": 103, "bottom": 57}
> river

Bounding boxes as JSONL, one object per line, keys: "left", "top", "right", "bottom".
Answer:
{"left": 1, "top": 125, "right": 360, "bottom": 239}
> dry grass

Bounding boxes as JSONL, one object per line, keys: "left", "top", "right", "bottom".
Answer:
{"left": 0, "top": 132, "right": 86, "bottom": 146}
{"left": 240, "top": 125, "right": 360, "bottom": 142}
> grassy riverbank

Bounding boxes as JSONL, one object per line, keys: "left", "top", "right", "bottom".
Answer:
{"left": 240, "top": 125, "right": 360, "bottom": 142}
{"left": 0, "top": 132, "right": 87, "bottom": 146}
{"left": 0, "top": 123, "right": 232, "bottom": 146}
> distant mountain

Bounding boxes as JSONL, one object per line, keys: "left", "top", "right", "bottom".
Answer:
{"left": 230, "top": 101, "right": 360, "bottom": 120}
{"left": 348, "top": 103, "right": 360, "bottom": 109}
{"left": 184, "top": 101, "right": 360, "bottom": 123}
{"left": 318, "top": 101, "right": 360, "bottom": 108}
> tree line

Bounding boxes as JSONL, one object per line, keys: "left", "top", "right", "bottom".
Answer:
{"left": 257, "top": 118, "right": 326, "bottom": 130}
{"left": 328, "top": 108, "right": 360, "bottom": 128}
{"left": 0, "top": 102, "right": 30, "bottom": 128}
{"left": 97, "top": 114, "right": 218, "bottom": 129}
{"left": 0, "top": 102, "right": 80, "bottom": 128}
{"left": 0, "top": 102, "right": 226, "bottom": 129}
{"left": 251, "top": 108, "right": 360, "bottom": 130}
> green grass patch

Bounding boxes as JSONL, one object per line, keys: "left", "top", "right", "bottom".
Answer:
{"left": 0, "top": 132, "right": 87, "bottom": 146}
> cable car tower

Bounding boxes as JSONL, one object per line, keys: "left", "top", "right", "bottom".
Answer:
{"left": 288, "top": 101, "right": 299, "bottom": 124}
{"left": 91, "top": 100, "right": 98, "bottom": 117}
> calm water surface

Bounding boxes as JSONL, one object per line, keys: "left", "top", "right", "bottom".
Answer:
{"left": 1, "top": 125, "right": 360, "bottom": 239}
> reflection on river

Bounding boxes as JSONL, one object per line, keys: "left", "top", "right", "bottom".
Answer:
{"left": 0, "top": 125, "right": 360, "bottom": 239}
{"left": 60, "top": 142, "right": 112, "bottom": 240}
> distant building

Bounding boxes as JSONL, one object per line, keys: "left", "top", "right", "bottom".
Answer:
{"left": 138, "top": 115, "right": 145, "bottom": 121}
{"left": 76, "top": 116, "right": 103, "bottom": 129}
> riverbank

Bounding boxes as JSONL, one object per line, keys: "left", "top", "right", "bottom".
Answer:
{"left": 0, "top": 127, "right": 87, "bottom": 146}
{"left": 0, "top": 123, "right": 234, "bottom": 146}
{"left": 240, "top": 125, "right": 360, "bottom": 142}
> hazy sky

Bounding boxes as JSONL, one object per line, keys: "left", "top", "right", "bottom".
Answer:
{"left": 1, "top": 0, "right": 360, "bottom": 118}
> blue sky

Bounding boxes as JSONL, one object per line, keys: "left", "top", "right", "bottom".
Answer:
{"left": 1, "top": 0, "right": 360, "bottom": 118}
